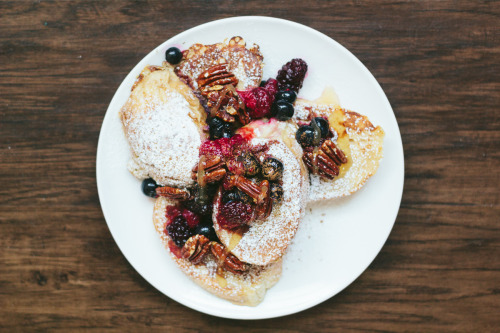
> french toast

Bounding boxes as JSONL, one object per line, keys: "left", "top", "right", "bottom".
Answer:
{"left": 294, "top": 99, "right": 385, "bottom": 203}
{"left": 153, "top": 196, "right": 282, "bottom": 306}
{"left": 175, "top": 36, "right": 264, "bottom": 91}
{"left": 120, "top": 64, "right": 206, "bottom": 188}
{"left": 212, "top": 120, "right": 309, "bottom": 266}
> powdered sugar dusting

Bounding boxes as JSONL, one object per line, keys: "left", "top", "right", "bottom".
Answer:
{"left": 152, "top": 197, "right": 282, "bottom": 306}
{"left": 214, "top": 125, "right": 308, "bottom": 266}
{"left": 121, "top": 70, "right": 203, "bottom": 188}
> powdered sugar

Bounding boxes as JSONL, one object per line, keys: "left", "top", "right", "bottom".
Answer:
{"left": 121, "top": 67, "right": 203, "bottom": 188}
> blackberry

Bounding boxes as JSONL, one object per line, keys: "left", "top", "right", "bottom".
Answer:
{"left": 167, "top": 215, "right": 194, "bottom": 247}
{"left": 276, "top": 58, "right": 308, "bottom": 93}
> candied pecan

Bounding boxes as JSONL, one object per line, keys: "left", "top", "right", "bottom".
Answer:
{"left": 192, "top": 155, "right": 227, "bottom": 185}
{"left": 210, "top": 242, "right": 248, "bottom": 275}
{"left": 255, "top": 180, "right": 272, "bottom": 220}
{"left": 156, "top": 186, "right": 191, "bottom": 200}
{"left": 182, "top": 234, "right": 211, "bottom": 264}
{"left": 302, "top": 139, "right": 347, "bottom": 180}
{"left": 224, "top": 174, "right": 266, "bottom": 204}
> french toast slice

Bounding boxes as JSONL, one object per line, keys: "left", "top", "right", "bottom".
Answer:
{"left": 294, "top": 99, "right": 385, "bottom": 203}
{"left": 120, "top": 64, "right": 206, "bottom": 188}
{"left": 153, "top": 196, "right": 282, "bottom": 306}
{"left": 212, "top": 120, "right": 309, "bottom": 266}
{"left": 175, "top": 36, "right": 264, "bottom": 91}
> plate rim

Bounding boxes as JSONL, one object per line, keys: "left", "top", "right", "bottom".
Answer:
{"left": 96, "top": 15, "right": 405, "bottom": 320}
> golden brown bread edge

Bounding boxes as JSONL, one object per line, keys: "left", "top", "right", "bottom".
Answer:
{"left": 153, "top": 196, "right": 282, "bottom": 306}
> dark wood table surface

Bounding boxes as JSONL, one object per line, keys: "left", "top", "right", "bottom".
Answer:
{"left": 1, "top": 1, "right": 499, "bottom": 331}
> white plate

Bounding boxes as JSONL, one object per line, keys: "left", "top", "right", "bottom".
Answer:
{"left": 96, "top": 16, "right": 404, "bottom": 319}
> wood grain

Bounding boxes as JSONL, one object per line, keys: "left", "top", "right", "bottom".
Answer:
{"left": 1, "top": 0, "right": 499, "bottom": 331}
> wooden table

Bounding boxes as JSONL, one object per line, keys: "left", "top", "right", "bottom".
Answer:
{"left": 1, "top": 1, "right": 499, "bottom": 331}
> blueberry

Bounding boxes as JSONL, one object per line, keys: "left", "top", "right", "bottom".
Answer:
{"left": 259, "top": 80, "right": 267, "bottom": 87}
{"left": 239, "top": 151, "right": 261, "bottom": 177}
{"left": 222, "top": 190, "right": 240, "bottom": 203}
{"left": 275, "top": 90, "right": 297, "bottom": 103}
{"left": 165, "top": 47, "right": 182, "bottom": 65}
{"left": 312, "top": 117, "right": 329, "bottom": 138}
{"left": 296, "top": 125, "right": 316, "bottom": 147}
{"left": 209, "top": 117, "right": 233, "bottom": 139}
{"left": 269, "top": 183, "right": 284, "bottom": 202}
{"left": 273, "top": 100, "right": 294, "bottom": 121}
{"left": 194, "top": 223, "right": 218, "bottom": 241}
{"left": 261, "top": 158, "right": 284, "bottom": 181}
{"left": 141, "top": 178, "right": 158, "bottom": 197}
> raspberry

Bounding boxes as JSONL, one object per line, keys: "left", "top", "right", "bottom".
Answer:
{"left": 263, "top": 78, "right": 278, "bottom": 97}
{"left": 167, "top": 215, "right": 194, "bottom": 247}
{"left": 199, "top": 135, "right": 246, "bottom": 160}
{"left": 276, "top": 58, "right": 308, "bottom": 92}
{"left": 237, "top": 79, "right": 278, "bottom": 119}
{"left": 165, "top": 206, "right": 182, "bottom": 224}
{"left": 181, "top": 209, "right": 200, "bottom": 228}
{"left": 218, "top": 201, "right": 255, "bottom": 229}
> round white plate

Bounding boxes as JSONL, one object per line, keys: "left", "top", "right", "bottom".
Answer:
{"left": 96, "top": 16, "right": 404, "bottom": 319}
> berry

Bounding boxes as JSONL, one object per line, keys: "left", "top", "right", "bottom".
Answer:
{"left": 239, "top": 151, "right": 261, "bottom": 177}
{"left": 275, "top": 90, "right": 297, "bottom": 103}
{"left": 263, "top": 78, "right": 279, "bottom": 97}
{"left": 167, "top": 215, "right": 194, "bottom": 247}
{"left": 194, "top": 223, "right": 218, "bottom": 241}
{"left": 312, "top": 117, "right": 329, "bottom": 138}
{"left": 218, "top": 201, "right": 255, "bottom": 229}
{"left": 181, "top": 209, "right": 200, "bottom": 228}
{"left": 273, "top": 100, "right": 294, "bottom": 121}
{"left": 222, "top": 190, "right": 240, "bottom": 203}
{"left": 296, "top": 125, "right": 317, "bottom": 147}
{"left": 269, "top": 183, "right": 284, "bottom": 202}
{"left": 182, "top": 185, "right": 216, "bottom": 216}
{"left": 165, "top": 47, "right": 182, "bottom": 65}
{"left": 199, "top": 135, "right": 246, "bottom": 160}
{"left": 276, "top": 58, "right": 308, "bottom": 92}
{"left": 237, "top": 80, "right": 277, "bottom": 119}
{"left": 261, "top": 158, "right": 284, "bottom": 181}
{"left": 141, "top": 178, "right": 158, "bottom": 197}
{"left": 259, "top": 80, "right": 267, "bottom": 87}
{"left": 208, "top": 117, "right": 233, "bottom": 140}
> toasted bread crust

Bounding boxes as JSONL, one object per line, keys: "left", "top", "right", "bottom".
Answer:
{"left": 175, "top": 36, "right": 263, "bottom": 91}
{"left": 294, "top": 99, "right": 385, "bottom": 203}
{"left": 153, "top": 197, "right": 282, "bottom": 306}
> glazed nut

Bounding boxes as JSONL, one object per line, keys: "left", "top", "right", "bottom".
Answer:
{"left": 182, "top": 234, "right": 211, "bottom": 264}
{"left": 322, "top": 140, "right": 347, "bottom": 165}
{"left": 197, "top": 64, "right": 239, "bottom": 95}
{"left": 226, "top": 175, "right": 266, "bottom": 204}
{"left": 255, "top": 180, "right": 272, "bottom": 220}
{"left": 210, "top": 242, "right": 248, "bottom": 275}
{"left": 302, "top": 139, "right": 347, "bottom": 180}
{"left": 156, "top": 186, "right": 191, "bottom": 200}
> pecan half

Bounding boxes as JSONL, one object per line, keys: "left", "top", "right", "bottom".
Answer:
{"left": 197, "top": 64, "right": 239, "bottom": 95}
{"left": 156, "top": 186, "right": 191, "bottom": 200}
{"left": 192, "top": 155, "right": 227, "bottom": 185}
{"left": 197, "top": 65, "right": 249, "bottom": 125}
{"left": 255, "top": 180, "right": 272, "bottom": 220}
{"left": 210, "top": 242, "right": 248, "bottom": 275}
{"left": 182, "top": 234, "right": 211, "bottom": 264}
{"left": 224, "top": 174, "right": 266, "bottom": 204}
{"left": 303, "top": 140, "right": 347, "bottom": 180}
